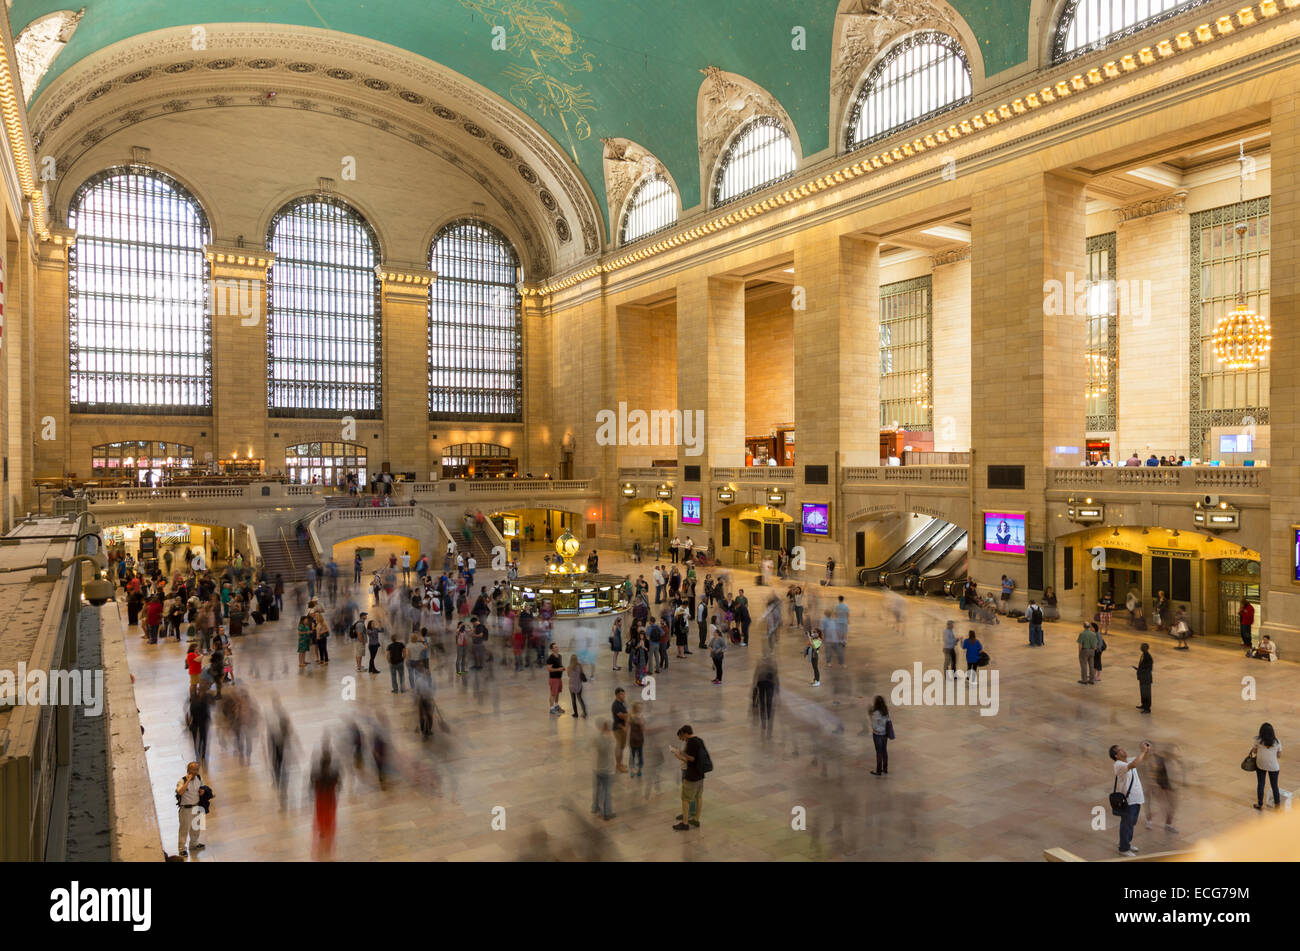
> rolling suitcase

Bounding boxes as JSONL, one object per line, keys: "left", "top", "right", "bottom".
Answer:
{"left": 267, "top": 604, "right": 280, "bottom": 622}
{"left": 251, "top": 611, "right": 265, "bottom": 625}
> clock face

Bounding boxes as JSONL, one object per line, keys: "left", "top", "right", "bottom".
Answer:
{"left": 556, "top": 532, "right": 580, "bottom": 558}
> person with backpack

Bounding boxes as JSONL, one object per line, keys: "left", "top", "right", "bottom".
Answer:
{"left": 671, "top": 725, "right": 710, "bottom": 830}
{"left": 386, "top": 634, "right": 407, "bottom": 693}
{"left": 1026, "top": 600, "right": 1044, "bottom": 647}
{"left": 1092, "top": 622, "right": 1106, "bottom": 682}
{"left": 962, "top": 630, "right": 984, "bottom": 685}
{"left": 175, "top": 761, "right": 205, "bottom": 858}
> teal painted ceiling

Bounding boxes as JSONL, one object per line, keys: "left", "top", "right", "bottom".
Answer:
{"left": 12, "top": 0, "right": 1032, "bottom": 218}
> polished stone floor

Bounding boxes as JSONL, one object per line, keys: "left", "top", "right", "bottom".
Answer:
{"left": 125, "top": 552, "right": 1298, "bottom": 861}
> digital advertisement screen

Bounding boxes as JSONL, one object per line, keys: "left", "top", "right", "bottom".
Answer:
{"left": 578, "top": 595, "right": 597, "bottom": 611}
{"left": 801, "top": 502, "right": 830, "bottom": 536}
{"left": 983, "top": 512, "right": 1026, "bottom": 555}
{"left": 681, "top": 496, "right": 701, "bottom": 525}
{"left": 1294, "top": 528, "right": 1300, "bottom": 583}
{"left": 1220, "top": 434, "right": 1254, "bottom": 453}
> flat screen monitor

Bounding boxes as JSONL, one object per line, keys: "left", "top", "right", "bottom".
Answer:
{"left": 801, "top": 503, "right": 830, "bottom": 536}
{"left": 1220, "top": 434, "right": 1254, "bottom": 453}
{"left": 578, "top": 595, "right": 596, "bottom": 611}
{"left": 983, "top": 512, "right": 1026, "bottom": 555}
{"left": 1294, "top": 528, "right": 1300, "bottom": 583}
{"left": 681, "top": 496, "right": 701, "bottom": 525}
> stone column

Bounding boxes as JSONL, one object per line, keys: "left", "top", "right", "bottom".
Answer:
{"left": 521, "top": 292, "right": 550, "bottom": 478}
{"left": 206, "top": 246, "right": 273, "bottom": 467}
{"left": 969, "top": 171, "right": 1088, "bottom": 602}
{"left": 32, "top": 229, "right": 74, "bottom": 492}
{"left": 676, "top": 273, "right": 745, "bottom": 471}
{"left": 931, "top": 248, "right": 972, "bottom": 453}
{"left": 1115, "top": 193, "right": 1190, "bottom": 460}
{"left": 376, "top": 263, "right": 435, "bottom": 478}
{"left": 1262, "top": 90, "right": 1300, "bottom": 645}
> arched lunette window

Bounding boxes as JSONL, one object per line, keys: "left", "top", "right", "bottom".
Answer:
{"left": 713, "top": 115, "right": 797, "bottom": 207}
{"left": 847, "top": 31, "right": 972, "bottom": 151}
{"left": 619, "top": 174, "right": 677, "bottom": 244}
{"left": 1053, "top": 0, "right": 1215, "bottom": 62}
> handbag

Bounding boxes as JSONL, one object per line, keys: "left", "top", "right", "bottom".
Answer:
{"left": 1109, "top": 771, "right": 1135, "bottom": 815}
{"left": 886, "top": 718, "right": 896, "bottom": 741}
{"left": 1241, "top": 751, "right": 1258, "bottom": 772}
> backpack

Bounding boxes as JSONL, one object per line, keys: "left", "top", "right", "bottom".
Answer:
{"left": 696, "top": 740, "right": 713, "bottom": 774}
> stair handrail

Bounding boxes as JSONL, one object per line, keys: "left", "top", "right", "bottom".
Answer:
{"left": 278, "top": 524, "right": 297, "bottom": 575}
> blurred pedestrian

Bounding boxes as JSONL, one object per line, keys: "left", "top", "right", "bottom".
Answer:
{"left": 868, "top": 695, "right": 893, "bottom": 776}
{"left": 591, "top": 720, "right": 616, "bottom": 820}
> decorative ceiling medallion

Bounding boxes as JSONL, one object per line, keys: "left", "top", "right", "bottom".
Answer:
{"left": 555, "top": 218, "right": 571, "bottom": 241}
{"left": 248, "top": 59, "right": 277, "bottom": 69}
{"left": 517, "top": 164, "right": 537, "bottom": 184}
{"left": 161, "top": 99, "right": 188, "bottom": 113}
{"left": 206, "top": 59, "right": 236, "bottom": 70}
{"left": 493, "top": 141, "right": 514, "bottom": 160}
{"left": 287, "top": 62, "right": 315, "bottom": 73}
{"left": 85, "top": 84, "right": 111, "bottom": 100}
{"left": 163, "top": 63, "right": 193, "bottom": 74}
{"left": 431, "top": 104, "right": 457, "bottom": 120}
{"left": 463, "top": 121, "right": 486, "bottom": 137}
{"left": 123, "top": 70, "right": 152, "bottom": 83}
{"left": 325, "top": 68, "right": 354, "bottom": 80}
{"left": 50, "top": 105, "right": 74, "bottom": 129}
{"left": 399, "top": 90, "right": 424, "bottom": 104}
{"left": 363, "top": 78, "right": 390, "bottom": 90}
{"left": 539, "top": 189, "right": 557, "bottom": 211}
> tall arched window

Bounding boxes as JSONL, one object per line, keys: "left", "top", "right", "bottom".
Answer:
{"left": 847, "top": 32, "right": 972, "bottom": 151}
{"left": 267, "top": 197, "right": 382, "bottom": 418}
{"left": 428, "top": 219, "right": 523, "bottom": 421}
{"left": 68, "top": 167, "right": 211, "bottom": 414}
{"left": 1053, "top": 0, "right": 1212, "bottom": 62}
{"left": 712, "top": 116, "right": 797, "bottom": 207}
{"left": 619, "top": 174, "right": 677, "bottom": 244}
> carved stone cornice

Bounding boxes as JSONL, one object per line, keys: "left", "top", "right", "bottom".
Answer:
{"left": 1116, "top": 190, "right": 1189, "bottom": 226}
{"left": 205, "top": 244, "right": 275, "bottom": 279}
{"left": 930, "top": 245, "right": 970, "bottom": 268}
{"left": 36, "top": 224, "right": 75, "bottom": 269}
{"left": 375, "top": 263, "right": 436, "bottom": 302}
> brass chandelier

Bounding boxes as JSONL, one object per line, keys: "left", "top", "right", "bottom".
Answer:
{"left": 1212, "top": 143, "right": 1271, "bottom": 370}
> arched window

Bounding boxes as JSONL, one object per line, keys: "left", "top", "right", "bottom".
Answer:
{"left": 91, "top": 440, "right": 195, "bottom": 485}
{"left": 428, "top": 219, "right": 522, "bottom": 421}
{"left": 619, "top": 174, "right": 677, "bottom": 244}
{"left": 68, "top": 167, "right": 211, "bottom": 414}
{"left": 267, "top": 197, "right": 382, "bottom": 418}
{"left": 712, "top": 116, "right": 797, "bottom": 207}
{"left": 847, "top": 32, "right": 972, "bottom": 151}
{"left": 441, "top": 442, "right": 518, "bottom": 479}
{"left": 1053, "top": 0, "right": 1213, "bottom": 62}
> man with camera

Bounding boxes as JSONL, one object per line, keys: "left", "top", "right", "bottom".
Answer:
{"left": 1108, "top": 741, "right": 1152, "bottom": 857}
{"left": 175, "top": 761, "right": 205, "bottom": 858}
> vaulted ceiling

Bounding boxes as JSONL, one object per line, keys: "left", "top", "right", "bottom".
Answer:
{"left": 13, "top": 0, "right": 1038, "bottom": 248}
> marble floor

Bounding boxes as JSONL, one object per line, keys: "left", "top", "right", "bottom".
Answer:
{"left": 124, "top": 553, "right": 1299, "bottom": 861}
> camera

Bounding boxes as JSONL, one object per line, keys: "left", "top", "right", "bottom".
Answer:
{"left": 83, "top": 577, "right": 115, "bottom": 606}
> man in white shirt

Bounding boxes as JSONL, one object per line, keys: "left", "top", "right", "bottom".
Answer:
{"left": 653, "top": 566, "right": 666, "bottom": 604}
{"left": 176, "top": 761, "right": 204, "bottom": 858}
{"left": 1109, "top": 741, "right": 1152, "bottom": 856}
{"left": 400, "top": 550, "right": 411, "bottom": 584}
{"left": 670, "top": 536, "right": 681, "bottom": 564}
{"left": 683, "top": 537, "right": 694, "bottom": 563}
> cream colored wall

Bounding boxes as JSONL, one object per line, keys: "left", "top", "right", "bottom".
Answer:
{"left": 744, "top": 292, "right": 794, "bottom": 439}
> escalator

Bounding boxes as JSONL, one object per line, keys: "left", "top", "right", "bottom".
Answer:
{"left": 856, "top": 517, "right": 946, "bottom": 585}
{"left": 919, "top": 536, "right": 968, "bottom": 595}
{"left": 883, "top": 523, "right": 967, "bottom": 589}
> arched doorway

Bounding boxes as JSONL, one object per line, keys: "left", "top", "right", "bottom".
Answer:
{"left": 285, "top": 441, "right": 367, "bottom": 488}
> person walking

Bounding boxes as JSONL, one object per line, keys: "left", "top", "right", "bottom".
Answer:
{"left": 868, "top": 695, "right": 893, "bottom": 776}
{"left": 310, "top": 748, "right": 340, "bottom": 859}
{"left": 962, "top": 630, "right": 983, "bottom": 685}
{"left": 806, "top": 627, "right": 823, "bottom": 686}
{"left": 753, "top": 656, "right": 779, "bottom": 738}
{"left": 611, "top": 688, "right": 629, "bottom": 772}
{"left": 942, "top": 620, "right": 959, "bottom": 676}
{"left": 1077, "top": 623, "right": 1099, "bottom": 684}
{"left": 1097, "top": 589, "right": 1115, "bottom": 637}
{"left": 1026, "top": 599, "right": 1044, "bottom": 647}
{"left": 627, "top": 704, "right": 645, "bottom": 778}
{"left": 175, "top": 761, "right": 204, "bottom": 858}
{"left": 671, "top": 725, "right": 708, "bottom": 830}
{"left": 1144, "top": 748, "right": 1179, "bottom": 834}
{"left": 1251, "top": 723, "right": 1283, "bottom": 810}
{"left": 708, "top": 623, "right": 727, "bottom": 685}
{"left": 567, "top": 654, "right": 588, "bottom": 718}
{"left": 1092, "top": 623, "right": 1106, "bottom": 682}
{"left": 1134, "top": 642, "right": 1153, "bottom": 713}
{"left": 365, "top": 619, "right": 383, "bottom": 674}
{"left": 1109, "top": 741, "right": 1152, "bottom": 856}
{"left": 591, "top": 720, "right": 616, "bottom": 820}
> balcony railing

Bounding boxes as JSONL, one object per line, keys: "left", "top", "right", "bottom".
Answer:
{"left": 711, "top": 467, "right": 795, "bottom": 481}
{"left": 617, "top": 467, "right": 677, "bottom": 481}
{"left": 842, "top": 466, "right": 970, "bottom": 485}
{"left": 1048, "top": 466, "right": 1268, "bottom": 492}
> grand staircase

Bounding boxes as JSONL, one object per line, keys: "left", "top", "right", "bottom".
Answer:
{"left": 259, "top": 531, "right": 315, "bottom": 583}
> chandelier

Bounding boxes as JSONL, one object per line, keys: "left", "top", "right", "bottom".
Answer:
{"left": 1212, "top": 144, "right": 1270, "bottom": 369}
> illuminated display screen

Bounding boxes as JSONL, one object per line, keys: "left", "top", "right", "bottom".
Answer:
{"left": 983, "top": 512, "right": 1026, "bottom": 555}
